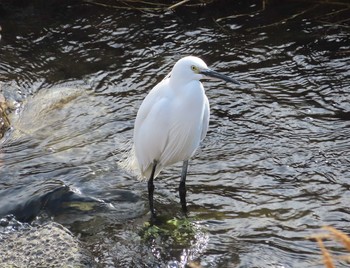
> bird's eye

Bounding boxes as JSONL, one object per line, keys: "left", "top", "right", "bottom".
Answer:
{"left": 191, "top": 65, "right": 198, "bottom": 72}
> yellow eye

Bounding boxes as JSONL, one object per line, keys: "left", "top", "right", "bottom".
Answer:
{"left": 191, "top": 65, "right": 198, "bottom": 72}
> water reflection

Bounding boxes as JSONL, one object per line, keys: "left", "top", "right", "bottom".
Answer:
{"left": 0, "top": 1, "right": 350, "bottom": 267}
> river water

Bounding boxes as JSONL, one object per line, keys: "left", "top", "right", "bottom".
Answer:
{"left": 0, "top": 1, "right": 349, "bottom": 267}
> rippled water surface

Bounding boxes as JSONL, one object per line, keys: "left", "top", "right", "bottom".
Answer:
{"left": 1, "top": 1, "right": 350, "bottom": 267}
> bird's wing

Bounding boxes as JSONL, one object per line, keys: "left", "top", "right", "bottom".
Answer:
{"left": 134, "top": 78, "right": 168, "bottom": 130}
{"left": 200, "top": 95, "right": 210, "bottom": 141}
{"left": 134, "top": 78, "right": 171, "bottom": 178}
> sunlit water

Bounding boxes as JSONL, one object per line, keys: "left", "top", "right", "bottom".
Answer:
{"left": 0, "top": 1, "right": 350, "bottom": 267}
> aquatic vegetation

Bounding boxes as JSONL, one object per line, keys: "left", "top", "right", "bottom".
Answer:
{"left": 140, "top": 216, "right": 209, "bottom": 266}
{"left": 141, "top": 217, "right": 201, "bottom": 244}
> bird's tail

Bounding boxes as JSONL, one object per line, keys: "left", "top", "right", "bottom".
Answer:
{"left": 118, "top": 142, "right": 143, "bottom": 180}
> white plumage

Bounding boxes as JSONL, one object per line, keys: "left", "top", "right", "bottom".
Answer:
{"left": 134, "top": 56, "right": 210, "bottom": 180}
{"left": 132, "top": 55, "right": 239, "bottom": 216}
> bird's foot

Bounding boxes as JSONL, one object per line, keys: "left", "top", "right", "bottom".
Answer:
{"left": 149, "top": 209, "right": 158, "bottom": 224}
{"left": 181, "top": 203, "right": 188, "bottom": 217}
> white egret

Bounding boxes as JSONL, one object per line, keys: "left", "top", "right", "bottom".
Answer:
{"left": 133, "top": 56, "right": 239, "bottom": 216}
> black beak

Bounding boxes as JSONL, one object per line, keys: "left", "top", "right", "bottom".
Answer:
{"left": 200, "top": 69, "right": 240, "bottom": 85}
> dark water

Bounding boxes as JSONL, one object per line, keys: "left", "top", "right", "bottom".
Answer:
{"left": 0, "top": 1, "right": 350, "bottom": 267}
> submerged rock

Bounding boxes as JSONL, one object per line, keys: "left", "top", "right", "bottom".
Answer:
{"left": 0, "top": 218, "right": 96, "bottom": 267}
{"left": 9, "top": 86, "right": 88, "bottom": 140}
{"left": 0, "top": 86, "right": 90, "bottom": 142}
{"left": 0, "top": 92, "right": 10, "bottom": 139}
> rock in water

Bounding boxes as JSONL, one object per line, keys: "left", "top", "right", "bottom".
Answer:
{"left": 0, "top": 220, "right": 96, "bottom": 267}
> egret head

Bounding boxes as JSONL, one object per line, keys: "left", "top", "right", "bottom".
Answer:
{"left": 171, "top": 56, "right": 240, "bottom": 85}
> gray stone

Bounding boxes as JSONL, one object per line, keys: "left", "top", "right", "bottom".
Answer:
{"left": 0, "top": 221, "right": 96, "bottom": 268}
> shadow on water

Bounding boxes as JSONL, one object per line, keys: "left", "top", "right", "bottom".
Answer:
{"left": 0, "top": 0, "right": 350, "bottom": 267}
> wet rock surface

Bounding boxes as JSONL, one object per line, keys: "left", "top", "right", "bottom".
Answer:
{"left": 0, "top": 217, "right": 96, "bottom": 268}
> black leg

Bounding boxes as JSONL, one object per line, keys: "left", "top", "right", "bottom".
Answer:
{"left": 179, "top": 160, "right": 189, "bottom": 213}
{"left": 148, "top": 161, "right": 157, "bottom": 218}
